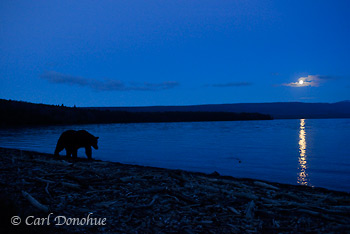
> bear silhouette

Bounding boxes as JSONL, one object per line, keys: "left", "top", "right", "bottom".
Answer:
{"left": 54, "top": 130, "right": 99, "bottom": 159}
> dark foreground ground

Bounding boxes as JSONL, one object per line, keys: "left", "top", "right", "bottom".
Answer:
{"left": 0, "top": 147, "right": 349, "bottom": 233}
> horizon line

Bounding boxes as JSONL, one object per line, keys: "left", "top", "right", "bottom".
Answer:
{"left": 2, "top": 98, "right": 350, "bottom": 108}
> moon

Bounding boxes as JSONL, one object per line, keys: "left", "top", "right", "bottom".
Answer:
{"left": 299, "top": 80, "right": 304, "bottom": 85}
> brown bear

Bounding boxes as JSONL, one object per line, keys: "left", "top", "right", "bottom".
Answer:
{"left": 54, "top": 130, "right": 99, "bottom": 159}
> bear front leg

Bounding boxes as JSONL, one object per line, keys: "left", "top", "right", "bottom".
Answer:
{"left": 54, "top": 145, "right": 64, "bottom": 157}
{"left": 66, "top": 148, "right": 72, "bottom": 157}
{"left": 72, "top": 149, "right": 78, "bottom": 159}
{"left": 85, "top": 146, "right": 92, "bottom": 160}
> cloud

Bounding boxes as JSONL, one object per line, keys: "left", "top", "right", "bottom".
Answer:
{"left": 271, "top": 72, "right": 280, "bottom": 76}
{"left": 299, "top": 97, "right": 316, "bottom": 100}
{"left": 207, "top": 82, "right": 252, "bottom": 87}
{"left": 282, "top": 75, "right": 337, "bottom": 87}
{"left": 40, "top": 71, "right": 179, "bottom": 91}
{"left": 41, "top": 71, "right": 89, "bottom": 86}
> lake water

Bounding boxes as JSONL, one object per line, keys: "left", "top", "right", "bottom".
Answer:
{"left": 0, "top": 119, "right": 349, "bottom": 192}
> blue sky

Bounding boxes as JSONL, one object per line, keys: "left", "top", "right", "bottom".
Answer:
{"left": 1, "top": 0, "right": 349, "bottom": 107}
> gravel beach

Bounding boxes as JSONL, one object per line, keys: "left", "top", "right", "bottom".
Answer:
{"left": 0, "top": 147, "right": 349, "bottom": 233}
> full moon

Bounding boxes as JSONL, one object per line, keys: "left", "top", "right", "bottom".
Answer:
{"left": 299, "top": 80, "right": 304, "bottom": 85}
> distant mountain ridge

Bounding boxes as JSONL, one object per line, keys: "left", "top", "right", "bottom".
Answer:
{"left": 85, "top": 101, "right": 350, "bottom": 119}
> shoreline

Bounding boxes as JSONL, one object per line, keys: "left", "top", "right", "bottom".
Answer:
{"left": 1, "top": 147, "right": 349, "bottom": 233}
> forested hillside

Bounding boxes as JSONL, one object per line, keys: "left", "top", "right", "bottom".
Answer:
{"left": 0, "top": 99, "right": 272, "bottom": 126}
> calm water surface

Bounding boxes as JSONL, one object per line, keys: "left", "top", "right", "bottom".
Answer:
{"left": 0, "top": 119, "right": 349, "bottom": 192}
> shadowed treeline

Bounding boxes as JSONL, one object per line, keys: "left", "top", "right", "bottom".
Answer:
{"left": 87, "top": 101, "right": 350, "bottom": 119}
{"left": 0, "top": 99, "right": 272, "bottom": 126}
